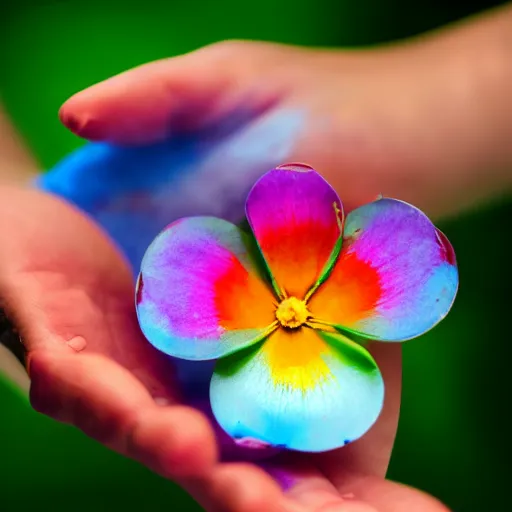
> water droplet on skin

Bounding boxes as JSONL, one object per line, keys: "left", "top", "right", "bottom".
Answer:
{"left": 67, "top": 336, "right": 87, "bottom": 352}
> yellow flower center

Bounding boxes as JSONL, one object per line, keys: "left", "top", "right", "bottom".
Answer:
{"left": 275, "top": 297, "right": 310, "bottom": 329}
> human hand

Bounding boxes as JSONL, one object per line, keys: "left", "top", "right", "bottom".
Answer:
{"left": 0, "top": 185, "right": 408, "bottom": 512}
{"left": 9, "top": 39, "right": 471, "bottom": 510}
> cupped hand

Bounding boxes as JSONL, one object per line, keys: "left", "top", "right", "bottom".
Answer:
{"left": 5, "top": 40, "right": 460, "bottom": 511}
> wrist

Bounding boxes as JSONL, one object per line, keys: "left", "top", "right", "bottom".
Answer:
{"left": 313, "top": 11, "right": 512, "bottom": 220}
{"left": 0, "top": 105, "right": 39, "bottom": 186}
{"left": 407, "top": 6, "right": 512, "bottom": 214}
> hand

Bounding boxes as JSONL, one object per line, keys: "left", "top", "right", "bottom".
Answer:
{"left": 5, "top": 39, "right": 470, "bottom": 511}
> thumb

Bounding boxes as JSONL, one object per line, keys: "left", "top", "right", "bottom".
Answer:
{"left": 59, "top": 41, "right": 287, "bottom": 145}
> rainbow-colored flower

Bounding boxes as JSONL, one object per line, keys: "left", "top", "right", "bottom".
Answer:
{"left": 135, "top": 163, "right": 458, "bottom": 453}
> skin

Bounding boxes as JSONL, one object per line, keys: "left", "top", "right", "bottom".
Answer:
{"left": 0, "top": 103, "right": 39, "bottom": 185}
{"left": 1, "top": 5, "right": 512, "bottom": 511}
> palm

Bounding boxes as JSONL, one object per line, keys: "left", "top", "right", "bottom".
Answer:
{"left": 0, "top": 186, "right": 173, "bottom": 423}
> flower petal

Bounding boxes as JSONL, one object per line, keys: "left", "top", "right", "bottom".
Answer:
{"left": 210, "top": 328, "right": 384, "bottom": 452}
{"left": 136, "top": 217, "right": 277, "bottom": 360}
{"left": 309, "top": 198, "right": 459, "bottom": 341}
{"left": 245, "top": 163, "right": 343, "bottom": 299}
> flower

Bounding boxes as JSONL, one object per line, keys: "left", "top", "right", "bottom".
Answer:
{"left": 135, "top": 163, "right": 459, "bottom": 453}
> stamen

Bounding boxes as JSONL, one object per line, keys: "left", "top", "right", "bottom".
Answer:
{"left": 275, "top": 297, "right": 310, "bottom": 329}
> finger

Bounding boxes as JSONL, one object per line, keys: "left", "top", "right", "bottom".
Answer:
{"left": 263, "top": 453, "right": 340, "bottom": 505}
{"left": 126, "top": 405, "right": 218, "bottom": 480}
{"left": 59, "top": 42, "right": 284, "bottom": 144}
{"left": 330, "top": 473, "right": 450, "bottom": 512}
{"left": 262, "top": 454, "right": 377, "bottom": 512}
{"left": 187, "top": 463, "right": 308, "bottom": 512}
{"left": 28, "top": 349, "right": 217, "bottom": 479}
{"left": 28, "top": 350, "right": 152, "bottom": 442}
{"left": 319, "top": 505, "right": 379, "bottom": 512}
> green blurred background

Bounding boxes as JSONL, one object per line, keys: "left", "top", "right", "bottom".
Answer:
{"left": 0, "top": 0, "right": 509, "bottom": 510}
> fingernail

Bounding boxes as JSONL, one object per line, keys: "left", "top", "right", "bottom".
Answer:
{"left": 59, "top": 109, "right": 102, "bottom": 141}
{"left": 59, "top": 109, "right": 80, "bottom": 132}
